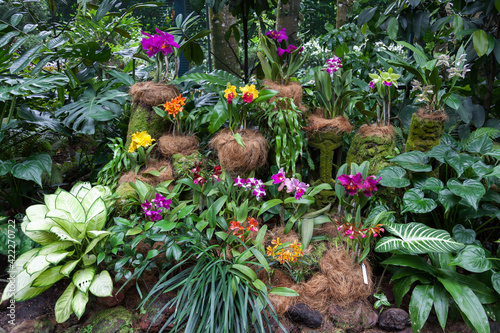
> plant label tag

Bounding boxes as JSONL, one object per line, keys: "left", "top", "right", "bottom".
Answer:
{"left": 362, "top": 263, "right": 368, "bottom": 285}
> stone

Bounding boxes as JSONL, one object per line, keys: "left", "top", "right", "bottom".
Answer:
{"left": 81, "top": 306, "right": 133, "bottom": 333}
{"left": 9, "top": 317, "right": 54, "bottom": 333}
{"left": 328, "top": 301, "right": 378, "bottom": 332}
{"left": 378, "top": 308, "right": 409, "bottom": 331}
{"left": 286, "top": 303, "right": 322, "bottom": 328}
{"left": 139, "top": 292, "right": 176, "bottom": 333}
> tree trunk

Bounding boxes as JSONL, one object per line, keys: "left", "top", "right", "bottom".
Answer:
{"left": 209, "top": 5, "right": 240, "bottom": 76}
{"left": 336, "top": 0, "right": 348, "bottom": 29}
{"left": 276, "top": 0, "right": 301, "bottom": 45}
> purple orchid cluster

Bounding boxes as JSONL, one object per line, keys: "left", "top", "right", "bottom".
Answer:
{"left": 326, "top": 56, "right": 342, "bottom": 74}
{"left": 140, "top": 29, "right": 180, "bottom": 58}
{"left": 234, "top": 177, "right": 266, "bottom": 200}
{"left": 141, "top": 193, "right": 172, "bottom": 221}
{"left": 265, "top": 28, "right": 303, "bottom": 58}
{"left": 337, "top": 173, "right": 381, "bottom": 197}
{"left": 271, "top": 168, "right": 310, "bottom": 200}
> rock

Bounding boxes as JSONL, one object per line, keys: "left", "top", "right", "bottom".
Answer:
{"left": 286, "top": 303, "right": 322, "bottom": 328}
{"left": 96, "top": 287, "right": 125, "bottom": 308}
{"left": 378, "top": 308, "right": 409, "bottom": 331}
{"left": 395, "top": 328, "right": 412, "bottom": 333}
{"left": 328, "top": 301, "right": 378, "bottom": 332}
{"left": 139, "top": 292, "right": 176, "bottom": 333}
{"left": 10, "top": 316, "right": 54, "bottom": 333}
{"left": 81, "top": 306, "right": 133, "bottom": 333}
{"left": 491, "top": 320, "right": 500, "bottom": 333}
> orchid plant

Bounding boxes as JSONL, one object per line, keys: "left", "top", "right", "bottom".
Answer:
{"left": 314, "top": 56, "right": 359, "bottom": 119}
{"left": 140, "top": 28, "right": 180, "bottom": 83}
{"left": 387, "top": 42, "right": 469, "bottom": 114}
{"left": 153, "top": 94, "right": 189, "bottom": 135}
{"left": 126, "top": 131, "right": 155, "bottom": 174}
{"left": 368, "top": 67, "right": 401, "bottom": 126}
{"left": 257, "top": 28, "right": 309, "bottom": 85}
{"left": 335, "top": 162, "right": 389, "bottom": 263}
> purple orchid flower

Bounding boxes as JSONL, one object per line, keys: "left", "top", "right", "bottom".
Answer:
{"left": 361, "top": 175, "right": 381, "bottom": 197}
{"left": 234, "top": 176, "right": 246, "bottom": 188}
{"left": 151, "top": 193, "right": 172, "bottom": 210}
{"left": 272, "top": 168, "right": 286, "bottom": 185}
{"left": 337, "top": 173, "right": 363, "bottom": 196}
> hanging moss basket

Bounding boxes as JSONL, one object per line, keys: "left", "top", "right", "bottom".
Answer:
{"left": 210, "top": 128, "right": 268, "bottom": 176}
{"left": 306, "top": 114, "right": 352, "bottom": 207}
{"left": 262, "top": 79, "right": 307, "bottom": 111}
{"left": 346, "top": 124, "right": 396, "bottom": 175}
{"left": 405, "top": 108, "right": 447, "bottom": 153}
{"left": 125, "top": 82, "right": 180, "bottom": 148}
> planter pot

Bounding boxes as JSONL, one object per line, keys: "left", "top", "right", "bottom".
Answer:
{"left": 125, "top": 82, "right": 179, "bottom": 148}
{"left": 157, "top": 134, "right": 199, "bottom": 158}
{"left": 346, "top": 124, "right": 396, "bottom": 175}
{"left": 405, "top": 108, "right": 447, "bottom": 153}
{"left": 210, "top": 128, "right": 268, "bottom": 175}
{"left": 306, "top": 114, "right": 352, "bottom": 207}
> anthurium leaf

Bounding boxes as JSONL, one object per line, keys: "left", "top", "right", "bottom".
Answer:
{"left": 390, "top": 151, "right": 432, "bottom": 172}
{"left": 447, "top": 178, "right": 485, "bottom": 210}
{"left": 89, "top": 270, "right": 113, "bottom": 297}
{"left": 73, "top": 267, "right": 96, "bottom": 293}
{"left": 409, "top": 285, "right": 434, "bottom": 333}
{"left": 471, "top": 161, "right": 493, "bottom": 178}
{"left": 402, "top": 188, "right": 437, "bottom": 214}
{"left": 432, "top": 283, "right": 449, "bottom": 332}
{"left": 269, "top": 287, "right": 299, "bottom": 297}
{"left": 438, "top": 189, "right": 461, "bottom": 213}
{"left": 445, "top": 153, "right": 477, "bottom": 178}
{"left": 377, "top": 166, "right": 410, "bottom": 188}
{"left": 466, "top": 136, "right": 493, "bottom": 154}
{"left": 452, "top": 224, "right": 476, "bottom": 244}
{"left": 377, "top": 222, "right": 464, "bottom": 254}
{"left": 11, "top": 159, "right": 44, "bottom": 187}
{"left": 0, "top": 159, "right": 14, "bottom": 176}
{"left": 421, "top": 177, "right": 444, "bottom": 193}
{"left": 82, "top": 254, "right": 96, "bottom": 266}
{"left": 438, "top": 277, "right": 490, "bottom": 333}
{"left": 492, "top": 272, "right": 500, "bottom": 295}
{"left": 450, "top": 245, "right": 492, "bottom": 273}
{"left": 427, "top": 144, "right": 453, "bottom": 163}
{"left": 55, "top": 283, "right": 75, "bottom": 323}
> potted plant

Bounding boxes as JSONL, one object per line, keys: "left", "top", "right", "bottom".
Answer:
{"left": 346, "top": 67, "right": 401, "bottom": 175}
{"left": 306, "top": 56, "right": 355, "bottom": 199}
{"left": 389, "top": 43, "right": 468, "bottom": 152}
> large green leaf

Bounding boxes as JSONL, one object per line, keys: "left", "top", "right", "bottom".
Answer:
{"left": 473, "top": 29, "right": 489, "bottom": 57}
{"left": 269, "top": 287, "right": 299, "bottom": 297}
{"left": 85, "top": 197, "right": 107, "bottom": 232}
{"left": 438, "top": 277, "right": 490, "bottom": 333}
{"left": 55, "top": 190, "right": 86, "bottom": 224}
{"left": 18, "top": 106, "right": 68, "bottom": 133}
{"left": 437, "top": 269, "right": 497, "bottom": 304}
{"left": 10, "top": 45, "right": 42, "bottom": 74}
{"left": 450, "top": 245, "right": 492, "bottom": 273}
{"left": 409, "top": 285, "right": 434, "bottom": 333}
{"left": 427, "top": 144, "right": 453, "bottom": 163}
{"left": 375, "top": 222, "right": 464, "bottom": 254}
{"left": 432, "top": 283, "right": 449, "bottom": 332}
{"left": 420, "top": 177, "right": 444, "bottom": 193}
{"left": 377, "top": 166, "right": 410, "bottom": 188}
{"left": 445, "top": 153, "right": 477, "bottom": 178}
{"left": 55, "top": 283, "right": 75, "bottom": 323}
{"left": 383, "top": 254, "right": 436, "bottom": 276}
{"left": 32, "top": 266, "right": 64, "bottom": 287}
{"left": 25, "top": 254, "right": 50, "bottom": 274}
{"left": 0, "top": 74, "right": 68, "bottom": 102}
{"left": 438, "top": 189, "right": 461, "bottom": 213}
{"left": 390, "top": 151, "right": 432, "bottom": 172}
{"left": 402, "top": 189, "right": 437, "bottom": 214}
{"left": 466, "top": 136, "right": 493, "bottom": 154}
{"left": 71, "top": 289, "right": 89, "bottom": 320}
{"left": 452, "top": 224, "right": 476, "bottom": 244}
{"left": 11, "top": 159, "right": 45, "bottom": 187}
{"left": 492, "top": 272, "right": 500, "bottom": 295}
{"left": 89, "top": 270, "right": 113, "bottom": 297}
{"left": 392, "top": 273, "right": 431, "bottom": 307}
{"left": 46, "top": 209, "right": 81, "bottom": 238}
{"left": 447, "top": 178, "right": 485, "bottom": 210}
{"left": 73, "top": 267, "right": 96, "bottom": 293}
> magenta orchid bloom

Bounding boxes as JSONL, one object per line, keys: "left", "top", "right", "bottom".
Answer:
{"left": 151, "top": 193, "right": 172, "bottom": 210}
{"left": 144, "top": 209, "right": 162, "bottom": 221}
{"left": 276, "top": 28, "right": 288, "bottom": 43}
{"left": 361, "top": 175, "right": 381, "bottom": 197}
{"left": 294, "top": 182, "right": 309, "bottom": 200}
{"left": 326, "top": 56, "right": 342, "bottom": 73}
{"left": 369, "top": 81, "right": 375, "bottom": 89}
{"left": 337, "top": 173, "right": 363, "bottom": 196}
{"left": 253, "top": 186, "right": 266, "bottom": 200}
{"left": 286, "top": 45, "right": 297, "bottom": 53}
{"left": 277, "top": 47, "right": 286, "bottom": 57}
{"left": 284, "top": 178, "right": 299, "bottom": 193}
{"left": 383, "top": 80, "right": 392, "bottom": 86}
{"left": 140, "top": 31, "right": 158, "bottom": 57}
{"left": 155, "top": 28, "right": 179, "bottom": 55}
{"left": 272, "top": 168, "right": 286, "bottom": 185}
{"left": 233, "top": 176, "right": 245, "bottom": 188}
{"left": 141, "top": 199, "right": 152, "bottom": 211}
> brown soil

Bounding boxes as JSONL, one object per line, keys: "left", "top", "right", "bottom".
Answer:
{"left": 129, "top": 82, "right": 180, "bottom": 107}
{"left": 357, "top": 124, "right": 395, "bottom": 139}
{"left": 305, "top": 113, "right": 352, "bottom": 133}
{"left": 157, "top": 134, "right": 199, "bottom": 158}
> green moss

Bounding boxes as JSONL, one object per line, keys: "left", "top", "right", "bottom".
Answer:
{"left": 172, "top": 152, "right": 200, "bottom": 178}
{"left": 86, "top": 306, "right": 133, "bottom": 333}
{"left": 405, "top": 112, "right": 445, "bottom": 153}
{"left": 115, "top": 182, "right": 138, "bottom": 214}
{"left": 346, "top": 132, "right": 396, "bottom": 175}
{"left": 125, "top": 104, "right": 170, "bottom": 148}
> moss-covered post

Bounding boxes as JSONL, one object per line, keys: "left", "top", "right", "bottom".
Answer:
{"left": 308, "top": 130, "right": 343, "bottom": 207}
{"left": 405, "top": 110, "right": 446, "bottom": 153}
